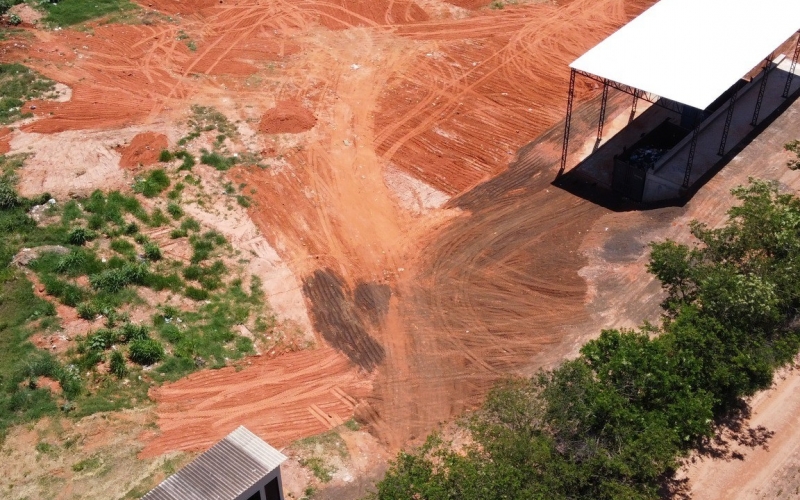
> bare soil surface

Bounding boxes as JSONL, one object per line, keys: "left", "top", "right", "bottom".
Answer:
{"left": 140, "top": 348, "right": 372, "bottom": 457}
{"left": 259, "top": 100, "right": 317, "bottom": 134}
{"left": 6, "top": 0, "right": 800, "bottom": 498}
{"left": 117, "top": 131, "right": 169, "bottom": 169}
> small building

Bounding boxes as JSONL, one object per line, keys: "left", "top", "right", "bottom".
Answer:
{"left": 559, "top": 0, "right": 800, "bottom": 202}
{"left": 142, "top": 426, "right": 287, "bottom": 500}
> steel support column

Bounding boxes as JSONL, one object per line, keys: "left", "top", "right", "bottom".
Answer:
{"left": 718, "top": 87, "right": 739, "bottom": 156}
{"left": 683, "top": 123, "right": 701, "bottom": 189}
{"left": 593, "top": 80, "right": 610, "bottom": 152}
{"left": 751, "top": 56, "right": 773, "bottom": 126}
{"left": 783, "top": 34, "right": 800, "bottom": 98}
{"left": 559, "top": 69, "right": 576, "bottom": 176}
{"left": 629, "top": 89, "right": 640, "bottom": 124}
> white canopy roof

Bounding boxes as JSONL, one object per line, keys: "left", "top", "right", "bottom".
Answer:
{"left": 571, "top": 0, "right": 800, "bottom": 110}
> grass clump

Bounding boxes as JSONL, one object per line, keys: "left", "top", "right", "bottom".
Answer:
{"left": 158, "top": 149, "right": 174, "bottom": 163}
{"left": 200, "top": 151, "right": 237, "bottom": 171}
{"left": 166, "top": 202, "right": 183, "bottom": 219}
{"left": 143, "top": 242, "right": 162, "bottom": 261}
{"left": 0, "top": 63, "right": 55, "bottom": 125}
{"left": 133, "top": 169, "right": 170, "bottom": 198}
{"left": 128, "top": 338, "right": 165, "bottom": 365}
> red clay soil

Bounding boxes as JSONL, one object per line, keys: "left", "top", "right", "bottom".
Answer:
{"left": 1, "top": 0, "right": 667, "bottom": 458}
{"left": 375, "top": 0, "right": 649, "bottom": 194}
{"left": 0, "top": 128, "right": 10, "bottom": 154}
{"left": 117, "top": 132, "right": 168, "bottom": 169}
{"left": 140, "top": 348, "right": 372, "bottom": 456}
{"left": 259, "top": 100, "right": 317, "bottom": 134}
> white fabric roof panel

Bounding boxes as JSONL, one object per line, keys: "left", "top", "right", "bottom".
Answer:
{"left": 570, "top": 0, "right": 800, "bottom": 111}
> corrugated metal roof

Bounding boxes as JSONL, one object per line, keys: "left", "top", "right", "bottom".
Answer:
{"left": 142, "top": 426, "right": 287, "bottom": 500}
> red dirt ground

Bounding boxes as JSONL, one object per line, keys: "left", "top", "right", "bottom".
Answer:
{"left": 1, "top": 0, "right": 667, "bottom": 462}
{"left": 259, "top": 100, "right": 317, "bottom": 134}
{"left": 117, "top": 132, "right": 168, "bottom": 169}
{"left": 0, "top": 127, "right": 11, "bottom": 154}
{"left": 140, "top": 348, "right": 372, "bottom": 456}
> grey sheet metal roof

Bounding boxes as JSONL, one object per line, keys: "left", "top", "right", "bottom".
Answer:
{"left": 142, "top": 426, "right": 287, "bottom": 500}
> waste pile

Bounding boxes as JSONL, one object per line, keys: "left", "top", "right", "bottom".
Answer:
{"left": 627, "top": 146, "right": 668, "bottom": 169}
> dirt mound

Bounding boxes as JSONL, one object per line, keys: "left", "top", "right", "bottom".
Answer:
{"left": 259, "top": 100, "right": 318, "bottom": 134}
{"left": 117, "top": 132, "right": 168, "bottom": 169}
{"left": 0, "top": 128, "right": 10, "bottom": 154}
{"left": 142, "top": 348, "right": 372, "bottom": 457}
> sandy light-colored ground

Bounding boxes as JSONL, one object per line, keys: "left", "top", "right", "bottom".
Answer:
{"left": 4, "top": 0, "right": 800, "bottom": 498}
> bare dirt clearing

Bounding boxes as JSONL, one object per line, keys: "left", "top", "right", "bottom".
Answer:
{"left": 0, "top": 0, "right": 660, "bottom": 456}
{"left": 9, "top": 0, "right": 800, "bottom": 497}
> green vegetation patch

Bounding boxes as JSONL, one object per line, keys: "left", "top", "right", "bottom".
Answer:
{"left": 0, "top": 63, "right": 55, "bottom": 125}
{"left": 43, "top": 0, "right": 139, "bottom": 27}
{"left": 133, "top": 169, "right": 170, "bottom": 198}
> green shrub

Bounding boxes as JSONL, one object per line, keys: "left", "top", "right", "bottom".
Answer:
{"left": 76, "top": 302, "right": 99, "bottom": 320}
{"left": 124, "top": 222, "right": 139, "bottom": 235}
{"left": 89, "top": 263, "right": 147, "bottom": 292}
{"left": 109, "top": 350, "right": 127, "bottom": 378}
{"left": 110, "top": 238, "right": 136, "bottom": 256}
{"left": 166, "top": 202, "right": 183, "bottom": 219}
{"left": 159, "top": 324, "right": 183, "bottom": 343}
{"left": 143, "top": 272, "right": 183, "bottom": 292}
{"left": 41, "top": 275, "right": 85, "bottom": 307}
{"left": 236, "top": 195, "right": 251, "bottom": 208}
{"left": 120, "top": 322, "right": 149, "bottom": 343}
{"left": 0, "top": 178, "right": 20, "bottom": 209}
{"left": 86, "top": 329, "right": 117, "bottom": 351}
{"left": 143, "top": 242, "right": 162, "bottom": 261}
{"left": 148, "top": 208, "right": 169, "bottom": 227}
{"left": 67, "top": 227, "right": 93, "bottom": 246}
{"left": 182, "top": 265, "right": 202, "bottom": 281}
{"left": 175, "top": 151, "right": 195, "bottom": 171}
{"left": 159, "top": 149, "right": 174, "bottom": 162}
{"left": 55, "top": 251, "right": 85, "bottom": 274}
{"left": 129, "top": 338, "right": 165, "bottom": 365}
{"left": 133, "top": 169, "right": 170, "bottom": 198}
{"left": 200, "top": 151, "right": 236, "bottom": 171}
{"left": 180, "top": 217, "right": 200, "bottom": 232}
{"left": 185, "top": 286, "right": 209, "bottom": 301}
{"left": 61, "top": 200, "right": 82, "bottom": 223}
{"left": 170, "top": 228, "right": 187, "bottom": 239}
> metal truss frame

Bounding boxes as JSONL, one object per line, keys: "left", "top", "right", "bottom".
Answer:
{"left": 718, "top": 85, "right": 739, "bottom": 156}
{"left": 559, "top": 69, "right": 576, "bottom": 176}
{"left": 594, "top": 80, "right": 610, "bottom": 152}
{"left": 574, "top": 70, "right": 686, "bottom": 114}
{"left": 783, "top": 32, "right": 800, "bottom": 99}
{"left": 683, "top": 121, "right": 701, "bottom": 189}
{"left": 751, "top": 54, "right": 774, "bottom": 126}
{"left": 629, "top": 89, "right": 641, "bottom": 124}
